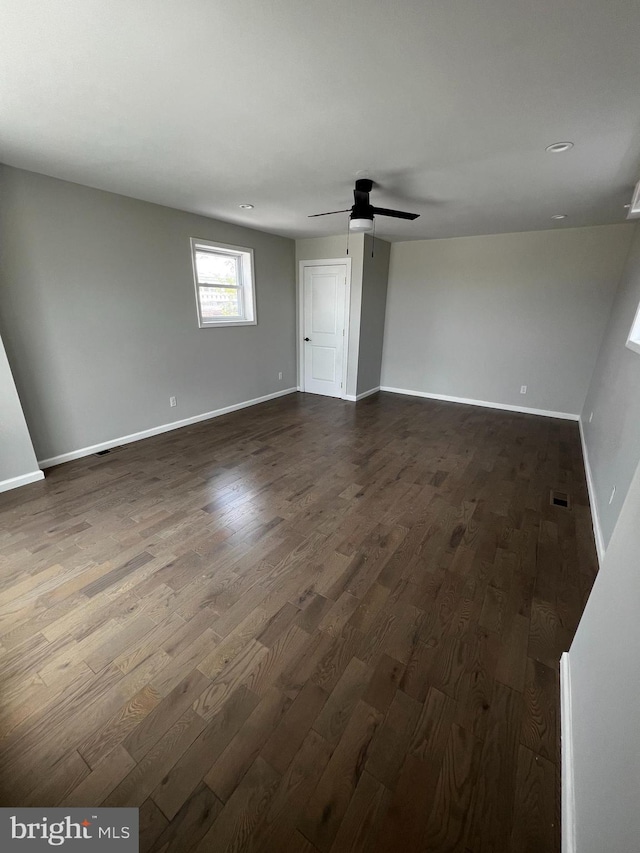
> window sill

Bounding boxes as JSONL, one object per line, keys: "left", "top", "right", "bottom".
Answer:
{"left": 198, "top": 320, "right": 257, "bottom": 328}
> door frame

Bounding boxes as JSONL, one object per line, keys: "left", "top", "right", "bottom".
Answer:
{"left": 297, "top": 258, "right": 352, "bottom": 399}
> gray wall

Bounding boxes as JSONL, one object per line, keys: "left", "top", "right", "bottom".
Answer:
{"left": 296, "top": 235, "right": 353, "bottom": 264}
{"left": 581, "top": 223, "right": 640, "bottom": 547}
{"left": 381, "top": 225, "right": 635, "bottom": 415}
{"left": 0, "top": 330, "right": 40, "bottom": 486}
{"left": 357, "top": 235, "right": 390, "bottom": 395}
{"left": 0, "top": 166, "right": 296, "bottom": 463}
{"left": 296, "top": 234, "right": 364, "bottom": 398}
{"left": 568, "top": 455, "right": 640, "bottom": 853}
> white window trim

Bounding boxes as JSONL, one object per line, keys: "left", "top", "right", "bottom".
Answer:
{"left": 190, "top": 237, "right": 257, "bottom": 328}
{"left": 626, "top": 299, "right": 640, "bottom": 355}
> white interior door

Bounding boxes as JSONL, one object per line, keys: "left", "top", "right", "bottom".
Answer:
{"left": 302, "top": 264, "right": 347, "bottom": 397}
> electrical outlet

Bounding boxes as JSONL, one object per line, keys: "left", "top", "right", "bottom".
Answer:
{"left": 278, "top": 371, "right": 283, "bottom": 380}
{"left": 609, "top": 485, "right": 616, "bottom": 505}
{"left": 520, "top": 385, "right": 527, "bottom": 395}
{"left": 589, "top": 411, "right": 594, "bottom": 423}
{"left": 169, "top": 396, "right": 177, "bottom": 407}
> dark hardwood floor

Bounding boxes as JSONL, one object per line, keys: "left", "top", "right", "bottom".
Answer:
{"left": 0, "top": 391, "right": 598, "bottom": 852}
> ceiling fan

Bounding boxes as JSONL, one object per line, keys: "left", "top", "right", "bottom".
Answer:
{"left": 309, "top": 178, "right": 420, "bottom": 232}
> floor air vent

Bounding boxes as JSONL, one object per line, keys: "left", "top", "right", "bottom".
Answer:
{"left": 95, "top": 449, "right": 111, "bottom": 456}
{"left": 550, "top": 489, "right": 571, "bottom": 509}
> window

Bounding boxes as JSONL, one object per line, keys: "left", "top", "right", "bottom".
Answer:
{"left": 626, "top": 299, "right": 640, "bottom": 355}
{"left": 190, "top": 238, "right": 256, "bottom": 327}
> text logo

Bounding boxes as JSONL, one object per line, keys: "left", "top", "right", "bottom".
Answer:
{"left": 1, "top": 809, "right": 138, "bottom": 851}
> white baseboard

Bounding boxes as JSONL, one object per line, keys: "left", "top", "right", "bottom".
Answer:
{"left": 0, "top": 469, "right": 45, "bottom": 494}
{"left": 560, "top": 652, "right": 576, "bottom": 853}
{"left": 379, "top": 386, "right": 580, "bottom": 421}
{"left": 343, "top": 387, "right": 380, "bottom": 402}
{"left": 578, "top": 417, "right": 605, "bottom": 565}
{"left": 38, "top": 388, "right": 298, "bottom": 469}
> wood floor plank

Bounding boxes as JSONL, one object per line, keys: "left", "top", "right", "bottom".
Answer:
{"left": 372, "top": 686, "right": 457, "bottom": 852}
{"left": 528, "top": 597, "right": 563, "bottom": 671}
{"left": 465, "top": 680, "right": 523, "bottom": 852}
{"left": 398, "top": 639, "right": 435, "bottom": 704}
{"left": 495, "top": 612, "right": 530, "bottom": 693}
{"left": 204, "top": 686, "right": 291, "bottom": 803}
{"left": 151, "top": 685, "right": 259, "bottom": 820}
{"left": 151, "top": 629, "right": 218, "bottom": 698}
{"left": 348, "top": 582, "right": 390, "bottom": 635}
{"left": 317, "top": 591, "right": 360, "bottom": 638}
{"left": 148, "top": 782, "right": 224, "bottom": 853}
{"left": 306, "top": 618, "right": 360, "bottom": 685}
{"left": 254, "top": 729, "right": 332, "bottom": 853}
{"left": 0, "top": 651, "right": 171, "bottom": 801}
{"left": 63, "top": 745, "right": 137, "bottom": 807}
{"left": 194, "top": 756, "right": 281, "bottom": 853}
{"left": 114, "top": 612, "right": 186, "bottom": 675}
{"left": 454, "top": 624, "right": 500, "bottom": 741}
{"left": 244, "top": 624, "right": 311, "bottom": 699}
{"left": 421, "top": 723, "right": 483, "bottom": 852}
{"left": 124, "top": 669, "right": 210, "bottom": 762}
{"left": 138, "top": 798, "right": 169, "bottom": 853}
{"left": 361, "top": 653, "right": 405, "bottom": 714}
{"left": 24, "top": 749, "right": 91, "bottom": 806}
{"left": 79, "top": 683, "right": 161, "bottom": 768}
{"left": 260, "top": 680, "right": 328, "bottom": 774}
{"left": 520, "top": 657, "right": 558, "bottom": 761}
{"left": 298, "top": 700, "right": 383, "bottom": 852}
{"left": 312, "top": 656, "right": 372, "bottom": 747}
{"left": 328, "top": 771, "right": 392, "bottom": 853}
{"left": 510, "top": 745, "right": 557, "bottom": 853}
{"left": 196, "top": 606, "right": 271, "bottom": 679}
{"left": 256, "top": 601, "right": 301, "bottom": 647}
{"left": 364, "top": 687, "right": 421, "bottom": 790}
{"left": 104, "top": 710, "right": 206, "bottom": 807}
{"left": 294, "top": 593, "right": 333, "bottom": 633}
{"left": 478, "top": 585, "right": 507, "bottom": 635}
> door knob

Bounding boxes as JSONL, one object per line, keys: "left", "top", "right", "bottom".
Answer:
{"left": 304, "top": 337, "right": 311, "bottom": 341}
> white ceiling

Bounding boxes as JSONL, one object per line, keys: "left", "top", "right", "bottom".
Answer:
{"left": 1, "top": 0, "right": 640, "bottom": 242}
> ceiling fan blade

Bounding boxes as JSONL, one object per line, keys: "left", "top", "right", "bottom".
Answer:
{"left": 308, "top": 209, "right": 351, "bottom": 218}
{"left": 372, "top": 207, "right": 420, "bottom": 220}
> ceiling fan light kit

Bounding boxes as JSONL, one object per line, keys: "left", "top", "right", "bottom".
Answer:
{"left": 349, "top": 217, "right": 374, "bottom": 232}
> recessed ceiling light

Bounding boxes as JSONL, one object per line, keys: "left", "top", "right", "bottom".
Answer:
{"left": 239, "top": 203, "right": 254, "bottom": 210}
{"left": 551, "top": 214, "right": 567, "bottom": 220}
{"left": 546, "top": 142, "right": 574, "bottom": 153}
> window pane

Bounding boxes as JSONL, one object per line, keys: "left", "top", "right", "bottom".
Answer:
{"left": 195, "top": 251, "right": 238, "bottom": 286}
{"left": 199, "top": 286, "right": 243, "bottom": 320}
{"left": 191, "top": 239, "right": 255, "bottom": 327}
